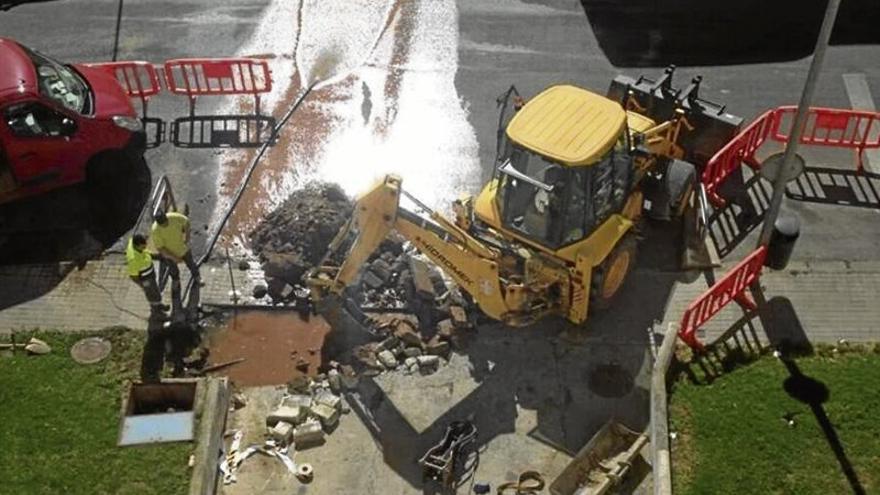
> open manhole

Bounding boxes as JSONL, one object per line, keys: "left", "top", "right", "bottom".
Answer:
{"left": 71, "top": 337, "right": 111, "bottom": 364}
{"left": 587, "top": 363, "right": 634, "bottom": 398}
{"left": 118, "top": 381, "right": 197, "bottom": 446}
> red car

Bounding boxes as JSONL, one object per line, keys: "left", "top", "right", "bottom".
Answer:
{"left": 0, "top": 37, "right": 146, "bottom": 210}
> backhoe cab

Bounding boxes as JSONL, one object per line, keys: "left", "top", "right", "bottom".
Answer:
{"left": 310, "top": 67, "right": 741, "bottom": 328}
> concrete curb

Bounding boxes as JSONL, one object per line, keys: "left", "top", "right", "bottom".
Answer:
{"left": 650, "top": 323, "right": 679, "bottom": 495}
{"left": 189, "top": 377, "right": 230, "bottom": 495}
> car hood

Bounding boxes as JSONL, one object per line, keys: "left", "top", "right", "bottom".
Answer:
{"left": 74, "top": 64, "right": 136, "bottom": 118}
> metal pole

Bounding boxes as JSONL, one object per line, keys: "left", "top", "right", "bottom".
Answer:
{"left": 757, "top": 0, "right": 842, "bottom": 247}
{"left": 111, "top": 0, "right": 124, "bottom": 61}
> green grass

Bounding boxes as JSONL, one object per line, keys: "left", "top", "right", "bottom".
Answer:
{"left": 0, "top": 329, "right": 191, "bottom": 495}
{"left": 671, "top": 349, "right": 880, "bottom": 495}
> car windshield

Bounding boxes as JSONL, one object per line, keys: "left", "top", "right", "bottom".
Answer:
{"left": 23, "top": 46, "right": 89, "bottom": 114}
{"left": 497, "top": 145, "right": 568, "bottom": 247}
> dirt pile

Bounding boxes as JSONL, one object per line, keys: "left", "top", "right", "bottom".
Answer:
{"left": 250, "top": 182, "right": 352, "bottom": 299}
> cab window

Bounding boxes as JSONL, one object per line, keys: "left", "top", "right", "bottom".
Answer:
{"left": 5, "top": 102, "right": 67, "bottom": 138}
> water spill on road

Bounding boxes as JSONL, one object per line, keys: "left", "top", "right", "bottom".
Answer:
{"left": 213, "top": 0, "right": 482, "bottom": 250}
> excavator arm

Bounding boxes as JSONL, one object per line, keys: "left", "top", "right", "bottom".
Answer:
{"left": 307, "top": 174, "right": 514, "bottom": 322}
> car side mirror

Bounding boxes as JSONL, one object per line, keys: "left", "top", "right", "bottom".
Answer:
{"left": 60, "top": 117, "right": 77, "bottom": 136}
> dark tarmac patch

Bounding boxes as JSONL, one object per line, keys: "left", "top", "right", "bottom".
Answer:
{"left": 587, "top": 363, "right": 634, "bottom": 398}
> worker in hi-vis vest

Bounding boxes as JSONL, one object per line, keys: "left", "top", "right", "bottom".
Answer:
{"left": 125, "top": 234, "right": 168, "bottom": 315}
{"left": 150, "top": 208, "right": 200, "bottom": 287}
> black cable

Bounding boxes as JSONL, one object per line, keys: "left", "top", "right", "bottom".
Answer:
{"left": 111, "top": 0, "right": 123, "bottom": 61}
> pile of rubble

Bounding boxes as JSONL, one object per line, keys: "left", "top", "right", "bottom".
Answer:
{"left": 249, "top": 181, "right": 478, "bottom": 377}
{"left": 249, "top": 182, "right": 352, "bottom": 303}
{"left": 352, "top": 307, "right": 472, "bottom": 376}
{"left": 264, "top": 363, "right": 356, "bottom": 449}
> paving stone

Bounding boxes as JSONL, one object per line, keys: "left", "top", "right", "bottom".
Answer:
{"left": 293, "top": 420, "right": 325, "bottom": 448}
{"left": 310, "top": 403, "right": 340, "bottom": 429}
{"left": 266, "top": 406, "right": 306, "bottom": 427}
{"left": 269, "top": 421, "right": 294, "bottom": 444}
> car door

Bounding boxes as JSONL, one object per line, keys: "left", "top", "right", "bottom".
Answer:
{"left": 2, "top": 100, "right": 82, "bottom": 188}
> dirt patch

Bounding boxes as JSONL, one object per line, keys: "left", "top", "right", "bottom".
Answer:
{"left": 206, "top": 310, "right": 330, "bottom": 387}
{"left": 249, "top": 182, "right": 352, "bottom": 291}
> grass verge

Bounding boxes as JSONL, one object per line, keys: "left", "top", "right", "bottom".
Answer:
{"left": 670, "top": 348, "right": 880, "bottom": 494}
{"left": 0, "top": 329, "right": 191, "bottom": 495}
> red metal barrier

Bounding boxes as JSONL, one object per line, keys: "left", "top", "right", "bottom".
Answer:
{"left": 702, "top": 106, "right": 880, "bottom": 207}
{"left": 163, "top": 58, "right": 271, "bottom": 97}
{"left": 84, "top": 61, "right": 162, "bottom": 104}
{"left": 678, "top": 246, "right": 767, "bottom": 350}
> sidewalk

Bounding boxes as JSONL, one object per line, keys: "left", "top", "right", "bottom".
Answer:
{"left": 1, "top": 254, "right": 878, "bottom": 343}
{"left": 660, "top": 259, "right": 880, "bottom": 344}
{"left": 0, "top": 255, "right": 259, "bottom": 333}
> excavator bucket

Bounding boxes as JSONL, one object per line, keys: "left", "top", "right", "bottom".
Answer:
{"left": 608, "top": 66, "right": 743, "bottom": 167}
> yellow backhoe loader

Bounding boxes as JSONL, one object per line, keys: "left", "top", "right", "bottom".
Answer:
{"left": 308, "top": 67, "right": 741, "bottom": 327}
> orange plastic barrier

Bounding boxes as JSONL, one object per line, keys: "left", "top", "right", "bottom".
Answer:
{"left": 163, "top": 58, "right": 272, "bottom": 97}
{"left": 678, "top": 246, "right": 767, "bottom": 350}
{"left": 84, "top": 61, "right": 162, "bottom": 101}
{"left": 702, "top": 106, "right": 880, "bottom": 207}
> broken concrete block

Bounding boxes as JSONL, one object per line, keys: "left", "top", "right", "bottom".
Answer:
{"left": 417, "top": 355, "right": 440, "bottom": 369}
{"left": 436, "top": 319, "right": 455, "bottom": 339}
{"left": 404, "top": 357, "right": 418, "bottom": 369}
{"left": 269, "top": 421, "right": 294, "bottom": 444}
{"left": 293, "top": 420, "right": 325, "bottom": 448}
{"left": 409, "top": 362, "right": 420, "bottom": 374}
{"left": 328, "top": 369, "right": 342, "bottom": 393}
{"left": 409, "top": 257, "right": 435, "bottom": 300}
{"left": 339, "top": 364, "right": 359, "bottom": 389}
{"left": 449, "top": 305, "right": 468, "bottom": 327}
{"left": 403, "top": 346, "right": 423, "bottom": 358}
{"left": 282, "top": 394, "right": 312, "bottom": 410}
{"left": 379, "top": 335, "right": 400, "bottom": 351}
{"left": 394, "top": 321, "right": 423, "bottom": 348}
{"left": 425, "top": 336, "right": 451, "bottom": 357}
{"left": 288, "top": 376, "right": 311, "bottom": 394}
{"left": 370, "top": 258, "right": 393, "bottom": 282}
{"left": 311, "top": 403, "right": 340, "bottom": 429}
{"left": 377, "top": 349, "right": 398, "bottom": 369}
{"left": 267, "top": 406, "right": 306, "bottom": 427}
{"left": 362, "top": 270, "right": 385, "bottom": 290}
{"left": 315, "top": 390, "right": 342, "bottom": 411}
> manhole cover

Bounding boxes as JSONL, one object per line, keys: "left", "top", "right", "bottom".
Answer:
{"left": 587, "top": 363, "right": 633, "bottom": 398}
{"left": 71, "top": 337, "right": 112, "bottom": 364}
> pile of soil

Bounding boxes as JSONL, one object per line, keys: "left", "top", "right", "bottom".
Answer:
{"left": 250, "top": 182, "right": 353, "bottom": 293}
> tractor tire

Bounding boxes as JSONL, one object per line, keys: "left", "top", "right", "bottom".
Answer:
{"left": 666, "top": 159, "right": 697, "bottom": 218}
{"left": 589, "top": 233, "right": 638, "bottom": 312}
{"left": 87, "top": 153, "right": 150, "bottom": 241}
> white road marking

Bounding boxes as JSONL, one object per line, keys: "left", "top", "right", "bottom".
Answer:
{"left": 842, "top": 73, "right": 880, "bottom": 173}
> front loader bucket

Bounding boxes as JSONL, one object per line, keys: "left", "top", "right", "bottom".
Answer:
{"left": 608, "top": 66, "right": 743, "bottom": 167}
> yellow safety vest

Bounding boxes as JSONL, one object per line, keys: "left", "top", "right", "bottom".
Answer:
{"left": 126, "top": 238, "right": 154, "bottom": 278}
{"left": 150, "top": 211, "right": 190, "bottom": 258}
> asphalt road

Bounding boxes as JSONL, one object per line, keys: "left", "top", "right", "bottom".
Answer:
{"left": 2, "top": 0, "right": 878, "bottom": 263}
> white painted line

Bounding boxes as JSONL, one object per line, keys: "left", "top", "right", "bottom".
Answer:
{"left": 842, "top": 73, "right": 880, "bottom": 174}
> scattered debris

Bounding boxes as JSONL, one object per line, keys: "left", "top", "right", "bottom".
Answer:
{"left": 199, "top": 357, "right": 246, "bottom": 375}
{"left": 296, "top": 463, "right": 314, "bottom": 483}
{"left": 419, "top": 420, "right": 478, "bottom": 489}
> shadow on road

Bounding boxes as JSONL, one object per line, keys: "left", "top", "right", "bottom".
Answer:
{"left": 579, "top": 0, "right": 880, "bottom": 67}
